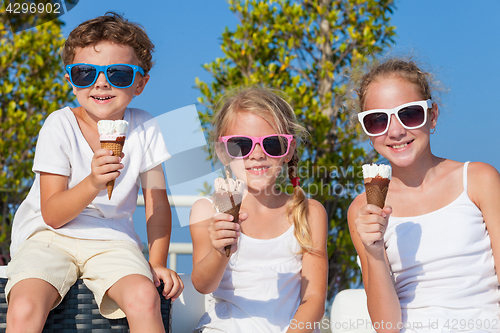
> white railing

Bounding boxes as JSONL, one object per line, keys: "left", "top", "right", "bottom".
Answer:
{"left": 168, "top": 242, "right": 193, "bottom": 271}
{"left": 137, "top": 194, "right": 201, "bottom": 207}
{"left": 138, "top": 195, "right": 197, "bottom": 271}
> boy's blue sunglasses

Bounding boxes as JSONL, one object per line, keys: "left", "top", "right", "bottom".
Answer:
{"left": 66, "top": 63, "right": 145, "bottom": 89}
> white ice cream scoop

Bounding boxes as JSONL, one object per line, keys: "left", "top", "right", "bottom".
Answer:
{"left": 362, "top": 163, "right": 392, "bottom": 179}
{"left": 97, "top": 120, "right": 129, "bottom": 141}
{"left": 214, "top": 178, "right": 245, "bottom": 194}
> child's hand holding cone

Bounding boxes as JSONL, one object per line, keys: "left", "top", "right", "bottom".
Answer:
{"left": 212, "top": 178, "right": 245, "bottom": 257}
{"left": 97, "top": 120, "right": 128, "bottom": 199}
{"left": 354, "top": 164, "right": 392, "bottom": 249}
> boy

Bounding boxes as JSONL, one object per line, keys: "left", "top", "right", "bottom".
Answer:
{"left": 5, "top": 12, "right": 183, "bottom": 332}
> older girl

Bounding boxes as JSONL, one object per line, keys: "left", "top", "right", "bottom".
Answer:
{"left": 348, "top": 59, "right": 500, "bottom": 332}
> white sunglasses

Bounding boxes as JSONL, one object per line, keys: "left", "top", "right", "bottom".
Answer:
{"left": 358, "top": 99, "right": 432, "bottom": 136}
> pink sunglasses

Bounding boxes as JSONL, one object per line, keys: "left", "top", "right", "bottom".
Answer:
{"left": 219, "top": 134, "right": 293, "bottom": 159}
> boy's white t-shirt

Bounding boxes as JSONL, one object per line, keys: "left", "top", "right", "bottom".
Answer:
{"left": 10, "top": 107, "right": 171, "bottom": 257}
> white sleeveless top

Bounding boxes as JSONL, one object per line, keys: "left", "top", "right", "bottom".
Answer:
{"left": 195, "top": 221, "right": 318, "bottom": 333}
{"left": 385, "top": 162, "right": 500, "bottom": 333}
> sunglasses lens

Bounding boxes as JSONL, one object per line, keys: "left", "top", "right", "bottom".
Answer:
{"left": 71, "top": 65, "right": 97, "bottom": 87}
{"left": 107, "top": 65, "right": 135, "bottom": 87}
{"left": 226, "top": 137, "right": 253, "bottom": 157}
{"left": 398, "top": 105, "right": 425, "bottom": 128}
{"left": 263, "top": 136, "right": 287, "bottom": 156}
{"left": 363, "top": 113, "right": 389, "bottom": 135}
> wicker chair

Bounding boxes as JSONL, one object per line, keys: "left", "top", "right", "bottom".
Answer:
{"left": 0, "top": 278, "right": 171, "bottom": 332}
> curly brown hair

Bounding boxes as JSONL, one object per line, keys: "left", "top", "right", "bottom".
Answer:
{"left": 62, "top": 12, "right": 154, "bottom": 73}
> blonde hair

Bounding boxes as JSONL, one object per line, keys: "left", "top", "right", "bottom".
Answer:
{"left": 357, "top": 58, "right": 433, "bottom": 111}
{"left": 211, "top": 86, "right": 314, "bottom": 253}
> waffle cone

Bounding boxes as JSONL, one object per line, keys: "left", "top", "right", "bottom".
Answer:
{"left": 364, "top": 177, "right": 390, "bottom": 209}
{"left": 214, "top": 193, "right": 242, "bottom": 257}
{"left": 101, "top": 139, "right": 125, "bottom": 200}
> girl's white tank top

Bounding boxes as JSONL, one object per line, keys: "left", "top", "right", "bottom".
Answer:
{"left": 385, "top": 162, "right": 500, "bottom": 332}
{"left": 195, "top": 199, "right": 318, "bottom": 332}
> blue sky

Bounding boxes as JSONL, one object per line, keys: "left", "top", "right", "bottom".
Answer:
{"left": 59, "top": 0, "right": 500, "bottom": 169}
{"left": 55, "top": 0, "right": 500, "bottom": 272}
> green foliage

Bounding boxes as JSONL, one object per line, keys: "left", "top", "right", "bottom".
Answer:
{"left": 196, "top": 0, "right": 395, "bottom": 299}
{"left": 0, "top": 15, "right": 74, "bottom": 262}
{"left": 197, "top": 181, "right": 214, "bottom": 197}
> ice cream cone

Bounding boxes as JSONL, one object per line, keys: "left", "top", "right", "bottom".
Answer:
{"left": 100, "top": 138, "right": 125, "bottom": 199}
{"left": 98, "top": 119, "right": 128, "bottom": 200}
{"left": 212, "top": 176, "right": 245, "bottom": 257}
{"left": 100, "top": 139, "right": 125, "bottom": 157}
{"left": 364, "top": 177, "right": 390, "bottom": 209}
{"left": 224, "top": 203, "right": 241, "bottom": 257}
{"left": 213, "top": 192, "right": 242, "bottom": 257}
{"left": 362, "top": 164, "right": 392, "bottom": 209}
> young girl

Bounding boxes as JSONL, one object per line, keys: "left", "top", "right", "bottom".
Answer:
{"left": 189, "top": 87, "right": 328, "bottom": 333}
{"left": 348, "top": 59, "right": 500, "bottom": 332}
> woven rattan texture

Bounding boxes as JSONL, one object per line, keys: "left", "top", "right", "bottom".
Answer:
{"left": 0, "top": 278, "right": 171, "bottom": 332}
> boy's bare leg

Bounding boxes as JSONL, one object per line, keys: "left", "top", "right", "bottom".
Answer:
{"left": 7, "top": 278, "right": 60, "bottom": 333}
{"left": 107, "top": 274, "right": 164, "bottom": 333}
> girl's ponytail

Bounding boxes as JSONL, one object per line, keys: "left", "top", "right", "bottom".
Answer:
{"left": 287, "top": 150, "right": 314, "bottom": 253}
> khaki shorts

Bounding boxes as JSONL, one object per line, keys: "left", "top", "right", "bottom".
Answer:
{"left": 6, "top": 230, "right": 153, "bottom": 319}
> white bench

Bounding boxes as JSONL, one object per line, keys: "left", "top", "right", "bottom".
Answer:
{"left": 330, "top": 289, "right": 372, "bottom": 333}
{"left": 172, "top": 274, "right": 207, "bottom": 332}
